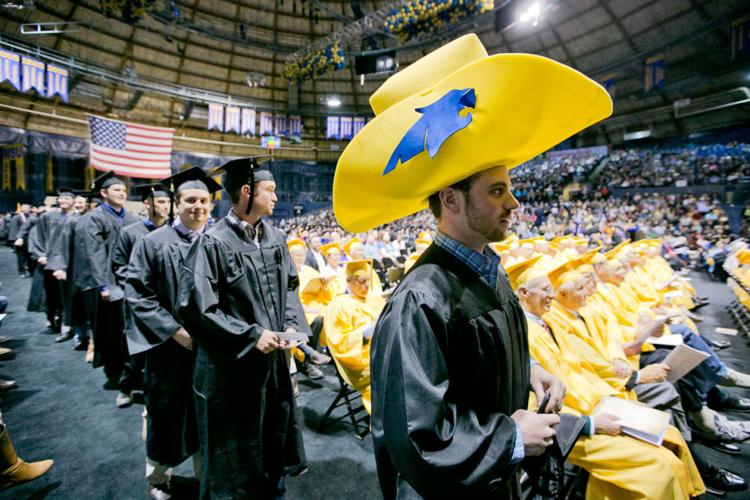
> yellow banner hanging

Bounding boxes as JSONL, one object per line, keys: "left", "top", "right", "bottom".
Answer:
{"left": 1, "top": 159, "right": 10, "bottom": 191}
{"left": 46, "top": 154, "right": 54, "bottom": 193}
{"left": 213, "top": 175, "right": 222, "bottom": 200}
{"left": 15, "top": 157, "right": 25, "bottom": 190}
{"left": 85, "top": 165, "right": 95, "bottom": 190}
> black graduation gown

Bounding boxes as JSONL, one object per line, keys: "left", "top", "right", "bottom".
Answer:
{"left": 177, "top": 217, "right": 308, "bottom": 499}
{"left": 126, "top": 224, "right": 199, "bottom": 466}
{"left": 29, "top": 210, "right": 68, "bottom": 320}
{"left": 73, "top": 206, "right": 138, "bottom": 370}
{"left": 8, "top": 213, "right": 26, "bottom": 241}
{"left": 47, "top": 213, "right": 85, "bottom": 327}
{"left": 370, "top": 243, "right": 531, "bottom": 499}
{"left": 24, "top": 216, "right": 46, "bottom": 312}
{"left": 72, "top": 205, "right": 139, "bottom": 295}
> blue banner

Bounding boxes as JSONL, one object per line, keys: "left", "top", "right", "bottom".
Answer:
{"left": 274, "top": 114, "right": 287, "bottom": 136}
{"left": 241, "top": 108, "right": 256, "bottom": 136}
{"left": 289, "top": 115, "right": 301, "bottom": 137}
{"left": 46, "top": 64, "right": 69, "bottom": 101}
{"left": 259, "top": 112, "right": 273, "bottom": 135}
{"left": 601, "top": 73, "right": 616, "bottom": 97}
{"left": 225, "top": 106, "right": 240, "bottom": 133}
{"left": 22, "top": 56, "right": 45, "bottom": 94}
{"left": 352, "top": 117, "right": 366, "bottom": 137}
{"left": 340, "top": 116, "right": 353, "bottom": 140}
{"left": 326, "top": 116, "right": 340, "bottom": 139}
{"left": 208, "top": 103, "right": 224, "bottom": 131}
{"left": 0, "top": 50, "right": 21, "bottom": 90}
{"left": 644, "top": 54, "right": 665, "bottom": 92}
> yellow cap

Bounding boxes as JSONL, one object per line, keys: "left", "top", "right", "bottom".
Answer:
{"left": 344, "top": 259, "right": 372, "bottom": 278}
{"left": 506, "top": 255, "right": 547, "bottom": 290}
{"left": 320, "top": 242, "right": 341, "bottom": 256}
{"left": 737, "top": 249, "right": 750, "bottom": 265}
{"left": 343, "top": 237, "right": 364, "bottom": 257}
{"left": 548, "top": 260, "right": 583, "bottom": 289}
{"left": 287, "top": 238, "right": 306, "bottom": 253}
{"left": 418, "top": 230, "right": 433, "bottom": 242}
{"left": 332, "top": 34, "right": 613, "bottom": 232}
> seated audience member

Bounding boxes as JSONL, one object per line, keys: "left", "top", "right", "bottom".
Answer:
{"left": 323, "top": 260, "right": 385, "bottom": 414}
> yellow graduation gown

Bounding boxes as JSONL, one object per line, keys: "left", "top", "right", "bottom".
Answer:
{"left": 323, "top": 293, "right": 385, "bottom": 414}
{"left": 544, "top": 302, "right": 630, "bottom": 394}
{"left": 527, "top": 318, "right": 705, "bottom": 499}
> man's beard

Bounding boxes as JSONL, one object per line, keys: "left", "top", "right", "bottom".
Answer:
{"left": 465, "top": 197, "right": 507, "bottom": 242}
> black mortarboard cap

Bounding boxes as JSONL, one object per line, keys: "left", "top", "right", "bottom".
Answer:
{"left": 57, "top": 186, "right": 76, "bottom": 197}
{"left": 160, "top": 166, "right": 222, "bottom": 194}
{"left": 212, "top": 156, "right": 274, "bottom": 214}
{"left": 133, "top": 183, "right": 171, "bottom": 202}
{"left": 91, "top": 170, "right": 126, "bottom": 191}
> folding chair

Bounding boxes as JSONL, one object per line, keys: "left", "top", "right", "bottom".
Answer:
{"left": 318, "top": 364, "right": 370, "bottom": 439}
{"left": 387, "top": 267, "right": 404, "bottom": 286}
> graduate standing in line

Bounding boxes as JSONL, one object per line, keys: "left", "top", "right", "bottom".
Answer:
{"left": 126, "top": 168, "right": 221, "bottom": 499}
{"left": 112, "top": 183, "right": 170, "bottom": 408}
{"left": 177, "top": 158, "right": 308, "bottom": 499}
{"left": 47, "top": 191, "right": 96, "bottom": 347}
{"left": 73, "top": 171, "right": 138, "bottom": 385}
{"left": 28, "top": 188, "right": 76, "bottom": 334}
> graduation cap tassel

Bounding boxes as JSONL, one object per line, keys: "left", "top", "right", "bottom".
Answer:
{"left": 244, "top": 169, "right": 255, "bottom": 215}
{"left": 169, "top": 180, "right": 175, "bottom": 223}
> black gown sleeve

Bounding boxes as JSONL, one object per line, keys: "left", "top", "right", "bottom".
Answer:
{"left": 125, "top": 238, "right": 182, "bottom": 354}
{"left": 28, "top": 215, "right": 47, "bottom": 261}
{"left": 177, "top": 235, "right": 263, "bottom": 356}
{"left": 111, "top": 228, "right": 133, "bottom": 293}
{"left": 372, "top": 288, "right": 518, "bottom": 497}
{"left": 78, "top": 214, "right": 110, "bottom": 289}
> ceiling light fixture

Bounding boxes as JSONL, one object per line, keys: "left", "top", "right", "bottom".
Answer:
{"left": 325, "top": 95, "right": 341, "bottom": 107}
{"left": 518, "top": 2, "right": 541, "bottom": 27}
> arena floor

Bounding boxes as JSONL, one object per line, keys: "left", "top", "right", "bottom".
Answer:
{"left": 0, "top": 245, "right": 747, "bottom": 499}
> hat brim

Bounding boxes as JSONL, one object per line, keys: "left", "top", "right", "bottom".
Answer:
{"left": 333, "top": 53, "right": 612, "bottom": 232}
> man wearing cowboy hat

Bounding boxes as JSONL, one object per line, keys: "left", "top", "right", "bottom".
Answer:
{"left": 333, "top": 34, "right": 612, "bottom": 498}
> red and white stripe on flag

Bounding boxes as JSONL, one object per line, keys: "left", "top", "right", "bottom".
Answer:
{"left": 87, "top": 115, "right": 174, "bottom": 179}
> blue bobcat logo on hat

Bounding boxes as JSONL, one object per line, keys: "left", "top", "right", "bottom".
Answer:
{"left": 383, "top": 88, "right": 476, "bottom": 175}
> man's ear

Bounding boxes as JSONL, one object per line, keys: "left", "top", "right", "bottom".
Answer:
{"left": 439, "top": 188, "right": 462, "bottom": 215}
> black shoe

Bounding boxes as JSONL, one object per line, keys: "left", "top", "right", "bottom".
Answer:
{"left": 299, "top": 362, "right": 324, "bottom": 380}
{"left": 693, "top": 430, "right": 742, "bottom": 454}
{"left": 54, "top": 331, "right": 74, "bottom": 343}
{"left": 691, "top": 301, "right": 709, "bottom": 311}
{"left": 711, "top": 339, "right": 731, "bottom": 349}
{"left": 703, "top": 466, "right": 747, "bottom": 494}
{"left": 102, "top": 378, "right": 119, "bottom": 391}
{"left": 715, "top": 395, "right": 750, "bottom": 412}
{"left": 73, "top": 337, "right": 88, "bottom": 351}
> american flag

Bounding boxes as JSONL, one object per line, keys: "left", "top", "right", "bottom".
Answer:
{"left": 88, "top": 115, "right": 173, "bottom": 178}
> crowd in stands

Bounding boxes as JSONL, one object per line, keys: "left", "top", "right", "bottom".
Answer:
{"left": 591, "top": 144, "right": 750, "bottom": 190}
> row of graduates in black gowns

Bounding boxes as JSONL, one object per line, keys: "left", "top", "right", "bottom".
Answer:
{"left": 26, "top": 163, "right": 310, "bottom": 499}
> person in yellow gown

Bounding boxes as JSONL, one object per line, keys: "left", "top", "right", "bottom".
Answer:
{"left": 286, "top": 238, "right": 331, "bottom": 379}
{"left": 563, "top": 247, "right": 750, "bottom": 443}
{"left": 343, "top": 236, "right": 384, "bottom": 295}
{"left": 319, "top": 241, "right": 347, "bottom": 296}
{"left": 403, "top": 237, "right": 431, "bottom": 273}
{"left": 323, "top": 260, "right": 385, "bottom": 414}
{"left": 510, "top": 256, "right": 713, "bottom": 499}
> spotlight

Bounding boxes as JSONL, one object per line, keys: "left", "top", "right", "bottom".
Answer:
{"left": 518, "top": 1, "right": 541, "bottom": 27}
{"left": 325, "top": 95, "right": 341, "bottom": 108}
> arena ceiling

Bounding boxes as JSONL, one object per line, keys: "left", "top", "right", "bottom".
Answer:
{"left": 0, "top": 0, "right": 748, "bottom": 160}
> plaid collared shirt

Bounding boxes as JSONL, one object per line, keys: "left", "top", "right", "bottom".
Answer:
{"left": 434, "top": 230, "right": 501, "bottom": 287}
{"left": 226, "top": 209, "right": 263, "bottom": 245}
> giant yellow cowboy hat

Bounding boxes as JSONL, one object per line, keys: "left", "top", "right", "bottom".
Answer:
{"left": 333, "top": 34, "right": 612, "bottom": 232}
